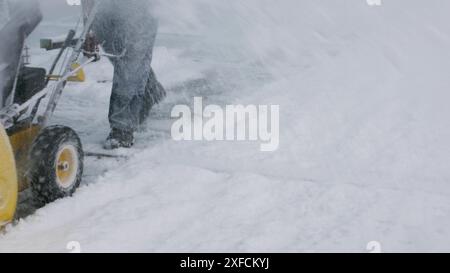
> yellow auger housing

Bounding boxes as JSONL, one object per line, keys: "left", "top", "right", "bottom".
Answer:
{"left": 0, "top": 123, "right": 18, "bottom": 226}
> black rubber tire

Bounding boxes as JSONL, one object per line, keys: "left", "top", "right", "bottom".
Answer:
{"left": 29, "top": 126, "right": 84, "bottom": 208}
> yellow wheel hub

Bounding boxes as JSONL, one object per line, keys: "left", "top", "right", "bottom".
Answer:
{"left": 55, "top": 145, "right": 78, "bottom": 189}
{"left": 0, "top": 124, "right": 18, "bottom": 226}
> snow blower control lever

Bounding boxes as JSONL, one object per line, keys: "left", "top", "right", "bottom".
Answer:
{"left": 44, "top": 30, "right": 77, "bottom": 85}
{"left": 40, "top": 30, "right": 77, "bottom": 51}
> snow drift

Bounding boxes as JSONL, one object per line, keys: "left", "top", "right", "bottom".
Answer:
{"left": 1, "top": 0, "right": 450, "bottom": 252}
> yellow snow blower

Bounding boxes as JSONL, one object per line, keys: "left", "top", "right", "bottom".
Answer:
{"left": 0, "top": 123, "right": 17, "bottom": 226}
{"left": 0, "top": 2, "right": 99, "bottom": 226}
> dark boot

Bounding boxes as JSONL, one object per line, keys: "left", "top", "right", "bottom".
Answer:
{"left": 104, "top": 128, "right": 135, "bottom": 149}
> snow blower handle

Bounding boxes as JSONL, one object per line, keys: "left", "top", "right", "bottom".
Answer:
{"left": 40, "top": 1, "right": 100, "bottom": 127}
{"left": 46, "top": 29, "right": 76, "bottom": 85}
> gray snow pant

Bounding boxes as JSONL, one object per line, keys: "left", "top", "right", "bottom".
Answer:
{"left": 92, "top": 1, "right": 165, "bottom": 132}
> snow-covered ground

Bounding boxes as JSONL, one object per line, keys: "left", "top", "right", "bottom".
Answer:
{"left": 2, "top": 0, "right": 450, "bottom": 252}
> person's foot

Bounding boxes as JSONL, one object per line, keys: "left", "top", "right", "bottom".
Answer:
{"left": 104, "top": 128, "right": 134, "bottom": 150}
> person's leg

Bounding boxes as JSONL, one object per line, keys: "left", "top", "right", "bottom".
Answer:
{"left": 102, "top": 48, "right": 153, "bottom": 148}
{"left": 106, "top": 28, "right": 162, "bottom": 148}
{"left": 92, "top": 11, "right": 135, "bottom": 148}
{"left": 93, "top": 2, "right": 163, "bottom": 148}
{"left": 108, "top": 37, "right": 157, "bottom": 129}
{"left": 139, "top": 67, "right": 167, "bottom": 127}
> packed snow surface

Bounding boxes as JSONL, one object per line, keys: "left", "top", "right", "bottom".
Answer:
{"left": 1, "top": 0, "right": 450, "bottom": 252}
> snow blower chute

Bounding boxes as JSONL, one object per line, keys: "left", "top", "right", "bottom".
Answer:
{"left": 0, "top": 1, "right": 99, "bottom": 226}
